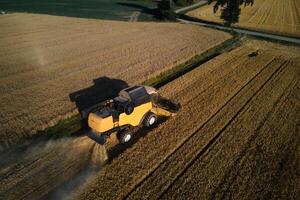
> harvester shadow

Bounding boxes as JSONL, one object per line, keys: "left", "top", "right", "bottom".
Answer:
{"left": 0, "top": 77, "right": 129, "bottom": 167}
{"left": 107, "top": 117, "right": 167, "bottom": 162}
{"left": 69, "top": 76, "right": 129, "bottom": 128}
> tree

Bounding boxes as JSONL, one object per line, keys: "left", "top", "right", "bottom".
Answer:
{"left": 208, "top": 0, "right": 254, "bottom": 26}
{"left": 157, "top": 0, "right": 176, "bottom": 20}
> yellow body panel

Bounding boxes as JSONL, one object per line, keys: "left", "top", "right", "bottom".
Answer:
{"left": 88, "top": 113, "right": 114, "bottom": 133}
{"left": 119, "top": 102, "right": 153, "bottom": 127}
{"left": 88, "top": 102, "right": 154, "bottom": 133}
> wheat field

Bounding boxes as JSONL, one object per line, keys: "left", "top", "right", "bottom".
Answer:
{"left": 187, "top": 0, "right": 300, "bottom": 37}
{"left": 0, "top": 39, "right": 299, "bottom": 200}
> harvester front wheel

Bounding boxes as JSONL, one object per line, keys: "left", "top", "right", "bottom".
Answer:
{"left": 144, "top": 113, "right": 157, "bottom": 127}
{"left": 117, "top": 129, "right": 133, "bottom": 144}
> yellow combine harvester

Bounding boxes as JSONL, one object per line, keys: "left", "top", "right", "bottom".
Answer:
{"left": 87, "top": 85, "right": 179, "bottom": 144}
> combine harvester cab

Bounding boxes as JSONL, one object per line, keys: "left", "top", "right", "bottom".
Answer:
{"left": 87, "top": 85, "right": 180, "bottom": 144}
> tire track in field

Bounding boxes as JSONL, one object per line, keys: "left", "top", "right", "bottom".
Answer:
{"left": 208, "top": 60, "right": 297, "bottom": 199}
{"left": 267, "top": 121, "right": 300, "bottom": 199}
{"left": 248, "top": 0, "right": 269, "bottom": 23}
{"left": 0, "top": 147, "right": 59, "bottom": 188}
{"left": 261, "top": 0, "right": 274, "bottom": 24}
{"left": 216, "top": 79, "right": 300, "bottom": 200}
{"left": 161, "top": 57, "right": 299, "bottom": 199}
{"left": 0, "top": 137, "right": 96, "bottom": 200}
{"left": 292, "top": 0, "right": 300, "bottom": 25}
{"left": 125, "top": 57, "right": 288, "bottom": 199}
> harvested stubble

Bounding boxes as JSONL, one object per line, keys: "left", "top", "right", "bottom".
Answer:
{"left": 161, "top": 57, "right": 299, "bottom": 200}
{"left": 187, "top": 0, "right": 300, "bottom": 38}
{"left": 0, "top": 137, "right": 94, "bottom": 200}
{"left": 72, "top": 40, "right": 300, "bottom": 200}
{"left": 0, "top": 13, "right": 230, "bottom": 149}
